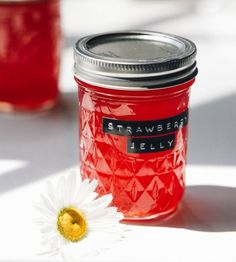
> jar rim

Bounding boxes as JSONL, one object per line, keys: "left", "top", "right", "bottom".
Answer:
{"left": 74, "top": 30, "right": 198, "bottom": 89}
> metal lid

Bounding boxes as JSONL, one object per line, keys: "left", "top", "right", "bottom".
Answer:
{"left": 74, "top": 31, "right": 197, "bottom": 90}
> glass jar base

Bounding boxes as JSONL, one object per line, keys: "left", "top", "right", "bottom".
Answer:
{"left": 122, "top": 206, "right": 178, "bottom": 223}
{"left": 0, "top": 98, "right": 58, "bottom": 113}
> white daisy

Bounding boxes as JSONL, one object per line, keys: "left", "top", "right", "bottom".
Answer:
{"left": 34, "top": 169, "right": 125, "bottom": 260}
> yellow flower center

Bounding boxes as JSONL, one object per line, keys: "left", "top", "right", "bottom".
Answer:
{"left": 57, "top": 207, "right": 87, "bottom": 242}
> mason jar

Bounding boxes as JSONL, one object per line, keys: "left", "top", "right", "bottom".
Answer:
{"left": 74, "top": 31, "right": 198, "bottom": 220}
{"left": 0, "top": 0, "right": 61, "bottom": 111}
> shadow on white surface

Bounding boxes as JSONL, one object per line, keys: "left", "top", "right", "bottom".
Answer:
{"left": 0, "top": 92, "right": 78, "bottom": 194}
{"left": 188, "top": 93, "right": 236, "bottom": 166}
{"left": 127, "top": 185, "right": 236, "bottom": 232}
{"left": 163, "top": 185, "right": 236, "bottom": 232}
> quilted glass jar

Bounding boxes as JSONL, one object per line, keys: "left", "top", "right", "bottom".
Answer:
{"left": 74, "top": 31, "right": 198, "bottom": 220}
{"left": 0, "top": 0, "right": 61, "bottom": 111}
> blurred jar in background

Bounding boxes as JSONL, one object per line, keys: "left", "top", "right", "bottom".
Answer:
{"left": 0, "top": 0, "right": 61, "bottom": 112}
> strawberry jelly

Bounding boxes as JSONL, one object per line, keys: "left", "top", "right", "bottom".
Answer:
{"left": 74, "top": 31, "right": 198, "bottom": 220}
{"left": 0, "top": 0, "right": 61, "bottom": 111}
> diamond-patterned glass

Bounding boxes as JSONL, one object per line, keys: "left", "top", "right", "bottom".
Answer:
{"left": 78, "top": 82, "right": 192, "bottom": 219}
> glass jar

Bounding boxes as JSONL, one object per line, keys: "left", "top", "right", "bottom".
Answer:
{"left": 74, "top": 31, "right": 198, "bottom": 220}
{"left": 0, "top": 0, "right": 61, "bottom": 111}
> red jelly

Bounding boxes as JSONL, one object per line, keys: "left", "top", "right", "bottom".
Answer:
{"left": 0, "top": 0, "right": 61, "bottom": 111}
{"left": 74, "top": 31, "right": 198, "bottom": 220}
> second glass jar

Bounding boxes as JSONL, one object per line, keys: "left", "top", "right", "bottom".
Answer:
{"left": 0, "top": 0, "right": 61, "bottom": 111}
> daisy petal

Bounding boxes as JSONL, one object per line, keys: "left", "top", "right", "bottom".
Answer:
{"left": 40, "top": 225, "right": 57, "bottom": 234}
{"left": 86, "top": 206, "right": 119, "bottom": 220}
{"left": 45, "top": 181, "right": 60, "bottom": 210}
{"left": 75, "top": 179, "right": 98, "bottom": 206}
{"left": 39, "top": 194, "right": 58, "bottom": 215}
{"left": 80, "top": 194, "right": 112, "bottom": 210}
{"left": 65, "top": 170, "right": 77, "bottom": 203}
{"left": 33, "top": 203, "right": 55, "bottom": 218}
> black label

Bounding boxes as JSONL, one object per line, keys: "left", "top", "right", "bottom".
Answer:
{"left": 103, "top": 110, "right": 188, "bottom": 137}
{"left": 127, "top": 134, "right": 175, "bottom": 153}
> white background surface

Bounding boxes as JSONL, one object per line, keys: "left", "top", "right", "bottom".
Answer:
{"left": 0, "top": 0, "right": 236, "bottom": 261}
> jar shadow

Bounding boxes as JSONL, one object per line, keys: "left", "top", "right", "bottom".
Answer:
{"left": 122, "top": 185, "right": 236, "bottom": 232}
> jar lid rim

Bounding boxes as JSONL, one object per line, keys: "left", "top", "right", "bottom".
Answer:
{"left": 74, "top": 30, "right": 197, "bottom": 89}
